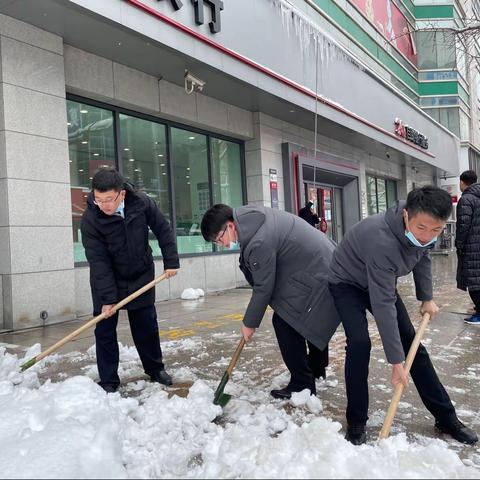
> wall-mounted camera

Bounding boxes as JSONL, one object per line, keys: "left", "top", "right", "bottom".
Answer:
{"left": 184, "top": 70, "right": 205, "bottom": 94}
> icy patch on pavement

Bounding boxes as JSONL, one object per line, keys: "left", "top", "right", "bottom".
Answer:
{"left": 0, "top": 348, "right": 478, "bottom": 478}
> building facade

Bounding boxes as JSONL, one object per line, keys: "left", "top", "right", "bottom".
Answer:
{"left": 0, "top": 0, "right": 471, "bottom": 330}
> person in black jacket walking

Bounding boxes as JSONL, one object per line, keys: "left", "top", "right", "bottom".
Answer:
{"left": 456, "top": 170, "right": 480, "bottom": 324}
{"left": 298, "top": 201, "right": 320, "bottom": 228}
{"left": 81, "top": 168, "right": 179, "bottom": 393}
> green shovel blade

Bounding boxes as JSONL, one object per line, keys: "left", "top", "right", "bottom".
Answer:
{"left": 214, "top": 393, "right": 232, "bottom": 408}
{"left": 20, "top": 357, "right": 36, "bottom": 372}
{"left": 213, "top": 371, "right": 231, "bottom": 406}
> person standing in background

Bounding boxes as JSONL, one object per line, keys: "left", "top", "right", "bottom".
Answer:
{"left": 455, "top": 170, "right": 480, "bottom": 324}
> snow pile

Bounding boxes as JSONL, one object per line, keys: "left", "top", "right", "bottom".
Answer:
{"left": 290, "top": 389, "right": 323, "bottom": 414}
{"left": 0, "top": 348, "right": 478, "bottom": 479}
{"left": 181, "top": 288, "right": 205, "bottom": 300}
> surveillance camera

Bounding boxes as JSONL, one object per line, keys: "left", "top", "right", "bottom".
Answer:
{"left": 184, "top": 71, "right": 205, "bottom": 94}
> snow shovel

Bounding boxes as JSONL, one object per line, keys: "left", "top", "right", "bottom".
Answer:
{"left": 379, "top": 312, "right": 431, "bottom": 440}
{"left": 213, "top": 337, "right": 246, "bottom": 407}
{"left": 20, "top": 273, "right": 168, "bottom": 372}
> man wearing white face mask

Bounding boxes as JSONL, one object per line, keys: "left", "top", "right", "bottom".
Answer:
{"left": 201, "top": 204, "right": 339, "bottom": 399}
{"left": 328, "top": 185, "right": 477, "bottom": 446}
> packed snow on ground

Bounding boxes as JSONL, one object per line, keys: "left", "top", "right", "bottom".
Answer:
{"left": 0, "top": 345, "right": 478, "bottom": 479}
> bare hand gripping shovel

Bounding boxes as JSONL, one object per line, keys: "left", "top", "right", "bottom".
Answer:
{"left": 213, "top": 337, "right": 246, "bottom": 407}
{"left": 379, "top": 312, "right": 431, "bottom": 440}
{"left": 20, "top": 273, "right": 168, "bottom": 372}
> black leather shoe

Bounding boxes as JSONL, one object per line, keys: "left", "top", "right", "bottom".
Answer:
{"left": 150, "top": 369, "right": 173, "bottom": 386}
{"left": 345, "top": 424, "right": 367, "bottom": 445}
{"left": 435, "top": 419, "right": 478, "bottom": 444}
{"left": 98, "top": 382, "right": 118, "bottom": 393}
{"left": 270, "top": 387, "right": 293, "bottom": 400}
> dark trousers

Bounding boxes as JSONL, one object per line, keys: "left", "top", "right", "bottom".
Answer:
{"left": 94, "top": 305, "right": 164, "bottom": 387}
{"left": 272, "top": 312, "right": 329, "bottom": 394}
{"left": 329, "top": 282, "right": 456, "bottom": 426}
{"left": 469, "top": 290, "right": 480, "bottom": 313}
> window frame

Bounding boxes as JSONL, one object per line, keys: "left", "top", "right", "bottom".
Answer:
{"left": 67, "top": 94, "right": 247, "bottom": 266}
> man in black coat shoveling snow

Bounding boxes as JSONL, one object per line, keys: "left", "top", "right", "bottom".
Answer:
{"left": 81, "top": 168, "right": 179, "bottom": 393}
{"left": 201, "top": 204, "right": 339, "bottom": 399}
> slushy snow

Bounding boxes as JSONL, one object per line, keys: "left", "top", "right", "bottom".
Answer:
{"left": 0, "top": 346, "right": 478, "bottom": 479}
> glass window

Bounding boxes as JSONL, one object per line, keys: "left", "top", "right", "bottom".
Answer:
{"left": 119, "top": 114, "right": 170, "bottom": 257}
{"left": 386, "top": 179, "right": 397, "bottom": 208}
{"left": 366, "top": 175, "right": 397, "bottom": 216}
{"left": 171, "top": 128, "right": 213, "bottom": 254}
{"left": 426, "top": 107, "right": 460, "bottom": 136}
{"left": 67, "top": 100, "right": 115, "bottom": 262}
{"left": 416, "top": 31, "right": 455, "bottom": 70}
{"left": 376, "top": 179, "right": 387, "bottom": 212}
{"left": 366, "top": 176, "right": 378, "bottom": 216}
{"left": 211, "top": 139, "right": 243, "bottom": 206}
{"left": 67, "top": 98, "right": 245, "bottom": 263}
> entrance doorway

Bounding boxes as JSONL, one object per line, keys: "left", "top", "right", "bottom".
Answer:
{"left": 305, "top": 183, "right": 343, "bottom": 242}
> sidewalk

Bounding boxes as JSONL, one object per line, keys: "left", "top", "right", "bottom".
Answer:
{"left": 1, "top": 255, "right": 479, "bottom": 465}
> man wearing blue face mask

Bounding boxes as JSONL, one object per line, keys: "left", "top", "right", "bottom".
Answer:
{"left": 328, "top": 185, "right": 477, "bottom": 446}
{"left": 201, "top": 204, "right": 339, "bottom": 399}
{"left": 81, "top": 168, "right": 179, "bottom": 393}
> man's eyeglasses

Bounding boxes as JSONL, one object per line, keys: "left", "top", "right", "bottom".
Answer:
{"left": 213, "top": 225, "right": 228, "bottom": 245}
{"left": 93, "top": 191, "right": 121, "bottom": 206}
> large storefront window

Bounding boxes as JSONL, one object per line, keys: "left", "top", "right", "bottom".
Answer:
{"left": 67, "top": 98, "right": 244, "bottom": 262}
{"left": 119, "top": 114, "right": 170, "bottom": 257}
{"left": 67, "top": 100, "right": 115, "bottom": 262}
{"left": 171, "top": 128, "right": 213, "bottom": 254}
{"left": 367, "top": 176, "right": 397, "bottom": 216}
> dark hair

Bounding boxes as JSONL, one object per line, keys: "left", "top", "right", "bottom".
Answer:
{"left": 91, "top": 167, "right": 125, "bottom": 192}
{"left": 405, "top": 185, "right": 452, "bottom": 221}
{"left": 460, "top": 170, "right": 477, "bottom": 186}
{"left": 201, "top": 204, "right": 234, "bottom": 241}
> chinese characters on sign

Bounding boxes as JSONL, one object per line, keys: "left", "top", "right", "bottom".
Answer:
{"left": 394, "top": 117, "right": 429, "bottom": 149}
{"left": 158, "top": 0, "right": 224, "bottom": 33}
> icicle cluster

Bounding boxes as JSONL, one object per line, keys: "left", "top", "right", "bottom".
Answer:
{"left": 269, "top": 0, "right": 360, "bottom": 68}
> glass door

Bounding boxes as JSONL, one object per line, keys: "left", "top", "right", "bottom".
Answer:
{"left": 304, "top": 183, "right": 343, "bottom": 243}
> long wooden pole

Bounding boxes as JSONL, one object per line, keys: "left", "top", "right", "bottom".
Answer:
{"left": 379, "top": 312, "right": 431, "bottom": 439}
{"left": 20, "top": 273, "right": 168, "bottom": 371}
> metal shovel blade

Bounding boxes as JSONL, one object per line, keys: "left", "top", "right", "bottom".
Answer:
{"left": 213, "top": 371, "right": 230, "bottom": 406}
{"left": 214, "top": 392, "right": 232, "bottom": 408}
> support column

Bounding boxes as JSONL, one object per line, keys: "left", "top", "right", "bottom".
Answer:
{"left": 0, "top": 14, "right": 75, "bottom": 330}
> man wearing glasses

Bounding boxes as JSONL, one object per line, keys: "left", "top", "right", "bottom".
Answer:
{"left": 81, "top": 167, "right": 179, "bottom": 393}
{"left": 201, "top": 204, "right": 339, "bottom": 399}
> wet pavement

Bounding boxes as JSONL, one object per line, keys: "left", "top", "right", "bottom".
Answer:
{"left": 1, "top": 254, "right": 480, "bottom": 467}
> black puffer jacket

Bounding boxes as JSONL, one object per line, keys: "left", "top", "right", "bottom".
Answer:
{"left": 456, "top": 183, "right": 480, "bottom": 291}
{"left": 81, "top": 183, "right": 179, "bottom": 311}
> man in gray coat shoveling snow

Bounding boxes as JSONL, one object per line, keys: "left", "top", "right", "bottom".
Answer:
{"left": 201, "top": 204, "right": 340, "bottom": 399}
{"left": 329, "top": 185, "right": 478, "bottom": 445}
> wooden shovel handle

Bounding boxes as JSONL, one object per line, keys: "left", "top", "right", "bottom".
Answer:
{"left": 226, "top": 337, "right": 246, "bottom": 376}
{"left": 379, "top": 312, "right": 431, "bottom": 439}
{"left": 30, "top": 273, "right": 168, "bottom": 364}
